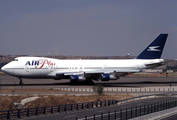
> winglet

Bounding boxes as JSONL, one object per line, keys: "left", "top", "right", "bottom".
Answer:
{"left": 136, "top": 34, "right": 168, "bottom": 59}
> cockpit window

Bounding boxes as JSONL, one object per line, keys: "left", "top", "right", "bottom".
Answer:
{"left": 14, "top": 59, "right": 18, "bottom": 61}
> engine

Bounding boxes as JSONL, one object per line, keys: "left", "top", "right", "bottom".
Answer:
{"left": 70, "top": 75, "right": 86, "bottom": 82}
{"left": 100, "top": 73, "right": 117, "bottom": 81}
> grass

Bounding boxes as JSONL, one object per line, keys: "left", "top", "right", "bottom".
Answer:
{"left": 0, "top": 94, "right": 33, "bottom": 111}
{"left": 0, "top": 94, "right": 133, "bottom": 111}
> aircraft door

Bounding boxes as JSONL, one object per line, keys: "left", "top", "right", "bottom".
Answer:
{"left": 103, "top": 65, "right": 107, "bottom": 70}
{"left": 79, "top": 65, "right": 82, "bottom": 72}
{"left": 25, "top": 66, "right": 29, "bottom": 72}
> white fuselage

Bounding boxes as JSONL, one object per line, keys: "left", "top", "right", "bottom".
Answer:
{"left": 1, "top": 34, "right": 168, "bottom": 82}
{"left": 1, "top": 57, "right": 164, "bottom": 80}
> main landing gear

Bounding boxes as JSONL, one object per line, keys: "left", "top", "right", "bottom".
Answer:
{"left": 19, "top": 78, "right": 23, "bottom": 85}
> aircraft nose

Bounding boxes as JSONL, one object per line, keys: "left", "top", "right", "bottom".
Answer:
{"left": 1, "top": 64, "right": 12, "bottom": 75}
{"left": 1, "top": 63, "right": 15, "bottom": 75}
{"left": 1, "top": 65, "right": 6, "bottom": 72}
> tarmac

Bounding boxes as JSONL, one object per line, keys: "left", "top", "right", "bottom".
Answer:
{"left": 0, "top": 74, "right": 177, "bottom": 96}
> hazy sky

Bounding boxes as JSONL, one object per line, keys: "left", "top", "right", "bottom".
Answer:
{"left": 0, "top": 0, "right": 177, "bottom": 59}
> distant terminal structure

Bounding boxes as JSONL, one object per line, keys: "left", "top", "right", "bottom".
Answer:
{"left": 143, "top": 69, "right": 176, "bottom": 73}
{"left": 144, "top": 69, "right": 163, "bottom": 73}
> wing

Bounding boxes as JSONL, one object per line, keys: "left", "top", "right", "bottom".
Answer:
{"left": 53, "top": 69, "right": 140, "bottom": 80}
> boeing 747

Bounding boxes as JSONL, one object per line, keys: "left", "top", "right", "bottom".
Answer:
{"left": 1, "top": 34, "right": 168, "bottom": 84}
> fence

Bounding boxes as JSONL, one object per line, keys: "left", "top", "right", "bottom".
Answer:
{"left": 77, "top": 99, "right": 177, "bottom": 120}
{"left": 0, "top": 92, "right": 176, "bottom": 119}
{"left": 0, "top": 99, "right": 116, "bottom": 119}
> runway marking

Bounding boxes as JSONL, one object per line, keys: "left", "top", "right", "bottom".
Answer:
{"left": 65, "top": 115, "right": 75, "bottom": 118}
{"left": 157, "top": 111, "right": 177, "bottom": 120}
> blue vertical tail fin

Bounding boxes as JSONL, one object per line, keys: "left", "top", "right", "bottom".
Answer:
{"left": 136, "top": 34, "right": 168, "bottom": 59}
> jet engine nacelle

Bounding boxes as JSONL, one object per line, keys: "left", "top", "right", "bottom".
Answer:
{"left": 101, "top": 73, "right": 117, "bottom": 81}
{"left": 70, "top": 75, "right": 86, "bottom": 82}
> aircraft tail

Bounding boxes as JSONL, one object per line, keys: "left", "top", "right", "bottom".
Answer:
{"left": 136, "top": 34, "right": 168, "bottom": 59}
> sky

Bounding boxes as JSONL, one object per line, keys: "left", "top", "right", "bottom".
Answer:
{"left": 0, "top": 0, "right": 177, "bottom": 59}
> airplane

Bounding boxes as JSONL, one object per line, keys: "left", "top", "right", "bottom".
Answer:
{"left": 1, "top": 34, "right": 168, "bottom": 84}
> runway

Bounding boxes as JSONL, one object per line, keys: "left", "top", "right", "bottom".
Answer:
{"left": 0, "top": 75, "right": 176, "bottom": 89}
